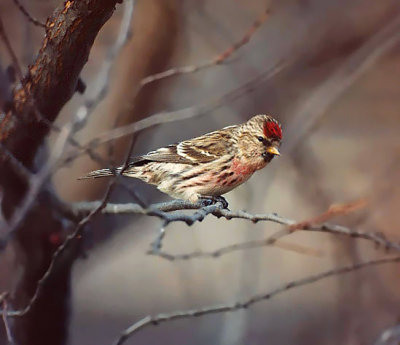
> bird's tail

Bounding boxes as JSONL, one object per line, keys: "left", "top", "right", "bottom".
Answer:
{"left": 78, "top": 167, "right": 122, "bottom": 180}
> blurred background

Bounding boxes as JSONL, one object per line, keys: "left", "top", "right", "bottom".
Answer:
{"left": 1, "top": 0, "right": 400, "bottom": 344}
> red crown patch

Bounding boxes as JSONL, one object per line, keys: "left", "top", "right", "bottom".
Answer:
{"left": 263, "top": 120, "right": 282, "bottom": 140}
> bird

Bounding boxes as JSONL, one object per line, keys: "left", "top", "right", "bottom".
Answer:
{"left": 80, "top": 114, "right": 282, "bottom": 207}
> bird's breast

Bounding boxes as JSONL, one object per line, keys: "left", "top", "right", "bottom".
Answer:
{"left": 231, "top": 157, "right": 259, "bottom": 176}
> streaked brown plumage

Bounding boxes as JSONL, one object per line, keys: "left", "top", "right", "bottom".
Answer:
{"left": 80, "top": 115, "right": 282, "bottom": 204}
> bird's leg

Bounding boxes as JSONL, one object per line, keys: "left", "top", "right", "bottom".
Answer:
{"left": 215, "top": 196, "right": 229, "bottom": 209}
{"left": 199, "top": 195, "right": 229, "bottom": 209}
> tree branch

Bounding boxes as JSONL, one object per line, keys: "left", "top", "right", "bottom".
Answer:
{"left": 0, "top": 1, "right": 123, "bottom": 344}
{"left": 0, "top": 0, "right": 120, "bottom": 167}
{"left": 12, "top": 0, "right": 46, "bottom": 28}
{"left": 112, "top": 256, "right": 400, "bottom": 345}
{"left": 62, "top": 60, "right": 288, "bottom": 164}
{"left": 138, "top": 8, "right": 270, "bottom": 89}
{"left": 73, "top": 0, "right": 134, "bottom": 135}
{"left": 0, "top": 292, "right": 13, "bottom": 344}
{"left": 72, "top": 200, "right": 400, "bottom": 253}
{"left": 374, "top": 325, "right": 400, "bottom": 345}
{"left": 151, "top": 236, "right": 323, "bottom": 261}
{"left": 284, "top": 12, "right": 400, "bottom": 153}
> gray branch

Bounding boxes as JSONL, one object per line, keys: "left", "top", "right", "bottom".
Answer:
{"left": 112, "top": 256, "right": 400, "bottom": 345}
{"left": 71, "top": 200, "right": 400, "bottom": 252}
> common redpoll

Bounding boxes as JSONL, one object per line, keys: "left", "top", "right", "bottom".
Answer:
{"left": 80, "top": 115, "right": 282, "bottom": 206}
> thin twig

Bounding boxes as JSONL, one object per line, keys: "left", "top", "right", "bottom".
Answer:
{"left": 112, "top": 256, "right": 400, "bottom": 345}
{"left": 73, "top": 0, "right": 134, "bottom": 134}
{"left": 213, "top": 208, "right": 399, "bottom": 251}
{"left": 63, "top": 60, "right": 288, "bottom": 163}
{"left": 287, "top": 198, "right": 368, "bottom": 231}
{"left": 52, "top": 121, "right": 114, "bottom": 170}
{"left": 0, "top": 11, "right": 113, "bottom": 178}
{"left": 2, "top": 1, "right": 129, "bottom": 174}
{"left": 4, "top": 123, "right": 145, "bottom": 321}
{"left": 149, "top": 221, "right": 168, "bottom": 252}
{"left": 139, "top": 8, "right": 270, "bottom": 89}
{"left": 150, "top": 237, "right": 323, "bottom": 261}
{"left": 284, "top": 12, "right": 400, "bottom": 153}
{"left": 71, "top": 200, "right": 400, "bottom": 253}
{"left": 3, "top": 121, "right": 76, "bottom": 236}
{"left": 1, "top": 6, "right": 145, "bottom": 311}
{"left": 0, "top": 7, "right": 112, "bottom": 186}
{"left": 0, "top": 11, "right": 112, "bottom": 201}
{"left": 0, "top": 17, "right": 24, "bottom": 81}
{"left": 148, "top": 202, "right": 224, "bottom": 252}
{"left": 108, "top": 7, "right": 270, "bottom": 143}
{"left": 3, "top": 180, "right": 117, "bottom": 318}
{"left": 73, "top": 199, "right": 205, "bottom": 214}
{"left": 57, "top": 0, "right": 136, "bottom": 176}
{"left": 12, "top": 0, "right": 46, "bottom": 28}
{"left": 0, "top": 0, "right": 136, "bottom": 236}
{"left": 0, "top": 0, "right": 122, "bottom": 168}
{"left": 374, "top": 324, "right": 400, "bottom": 345}
{"left": 73, "top": 199, "right": 220, "bottom": 225}
{"left": 0, "top": 143, "right": 32, "bottom": 181}
{"left": 53, "top": 0, "right": 134, "bottom": 171}
{"left": 2, "top": 156, "right": 143, "bottom": 318}
{"left": 0, "top": 190, "right": 6, "bottom": 237}
{"left": 0, "top": 292, "right": 13, "bottom": 344}
{"left": 0, "top": 62, "right": 12, "bottom": 107}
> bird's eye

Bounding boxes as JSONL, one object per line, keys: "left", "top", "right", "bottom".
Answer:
{"left": 257, "top": 136, "right": 264, "bottom": 142}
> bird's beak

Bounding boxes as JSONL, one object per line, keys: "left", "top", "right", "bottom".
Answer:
{"left": 266, "top": 146, "right": 280, "bottom": 156}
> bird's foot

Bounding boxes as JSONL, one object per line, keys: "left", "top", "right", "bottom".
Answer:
{"left": 200, "top": 195, "right": 229, "bottom": 209}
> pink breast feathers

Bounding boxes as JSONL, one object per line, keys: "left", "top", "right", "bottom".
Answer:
{"left": 231, "top": 157, "right": 255, "bottom": 177}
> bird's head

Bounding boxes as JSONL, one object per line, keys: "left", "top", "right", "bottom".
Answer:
{"left": 236, "top": 114, "right": 282, "bottom": 169}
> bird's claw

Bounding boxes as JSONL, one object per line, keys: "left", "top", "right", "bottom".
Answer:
{"left": 200, "top": 196, "right": 229, "bottom": 209}
{"left": 215, "top": 196, "right": 229, "bottom": 209}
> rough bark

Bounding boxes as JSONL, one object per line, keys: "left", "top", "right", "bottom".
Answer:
{"left": 0, "top": 1, "right": 120, "bottom": 344}
{"left": 1, "top": 0, "right": 119, "bottom": 166}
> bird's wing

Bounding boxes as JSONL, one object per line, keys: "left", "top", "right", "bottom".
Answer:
{"left": 129, "top": 129, "right": 233, "bottom": 166}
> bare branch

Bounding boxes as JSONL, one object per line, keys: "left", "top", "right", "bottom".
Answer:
{"left": 53, "top": 0, "right": 136, "bottom": 175}
{"left": 63, "top": 60, "right": 288, "bottom": 163}
{"left": 3, "top": 196, "right": 319, "bottom": 317}
{"left": 12, "top": 0, "right": 46, "bottom": 28}
{"left": 2, "top": 178, "right": 118, "bottom": 318}
{"left": 112, "top": 256, "right": 400, "bottom": 345}
{"left": 374, "top": 325, "right": 400, "bottom": 345}
{"left": 0, "top": 17, "right": 24, "bottom": 82}
{"left": 0, "top": 292, "right": 13, "bottom": 344}
{"left": 150, "top": 237, "right": 323, "bottom": 261}
{"left": 72, "top": 199, "right": 204, "bottom": 215}
{"left": 5, "top": 101, "right": 150, "bottom": 318}
{"left": 71, "top": 200, "right": 400, "bottom": 253}
{"left": 284, "top": 12, "right": 400, "bottom": 153}
{"left": 73, "top": 199, "right": 228, "bottom": 225}
{"left": 3, "top": 120, "right": 76, "bottom": 236}
{"left": 0, "top": 0, "right": 129, "bottom": 243}
{"left": 73, "top": 0, "right": 134, "bottom": 134}
{"left": 287, "top": 198, "right": 368, "bottom": 231}
{"left": 0, "top": 10, "right": 110, "bottom": 180}
{"left": 2, "top": 0, "right": 134, "bottom": 176}
{"left": 0, "top": 63, "right": 12, "bottom": 109}
{"left": 2, "top": 85, "right": 144, "bottom": 319}
{"left": 1, "top": 148, "right": 143, "bottom": 319}
{"left": 0, "top": 4, "right": 130, "bottom": 331}
{"left": 0, "top": 29, "right": 110, "bottom": 182}
{"left": 0, "top": 0, "right": 121, "bottom": 168}
{"left": 106, "top": 6, "right": 270, "bottom": 144}
{"left": 0, "top": 143, "right": 32, "bottom": 181}
{"left": 138, "top": 8, "right": 270, "bottom": 89}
